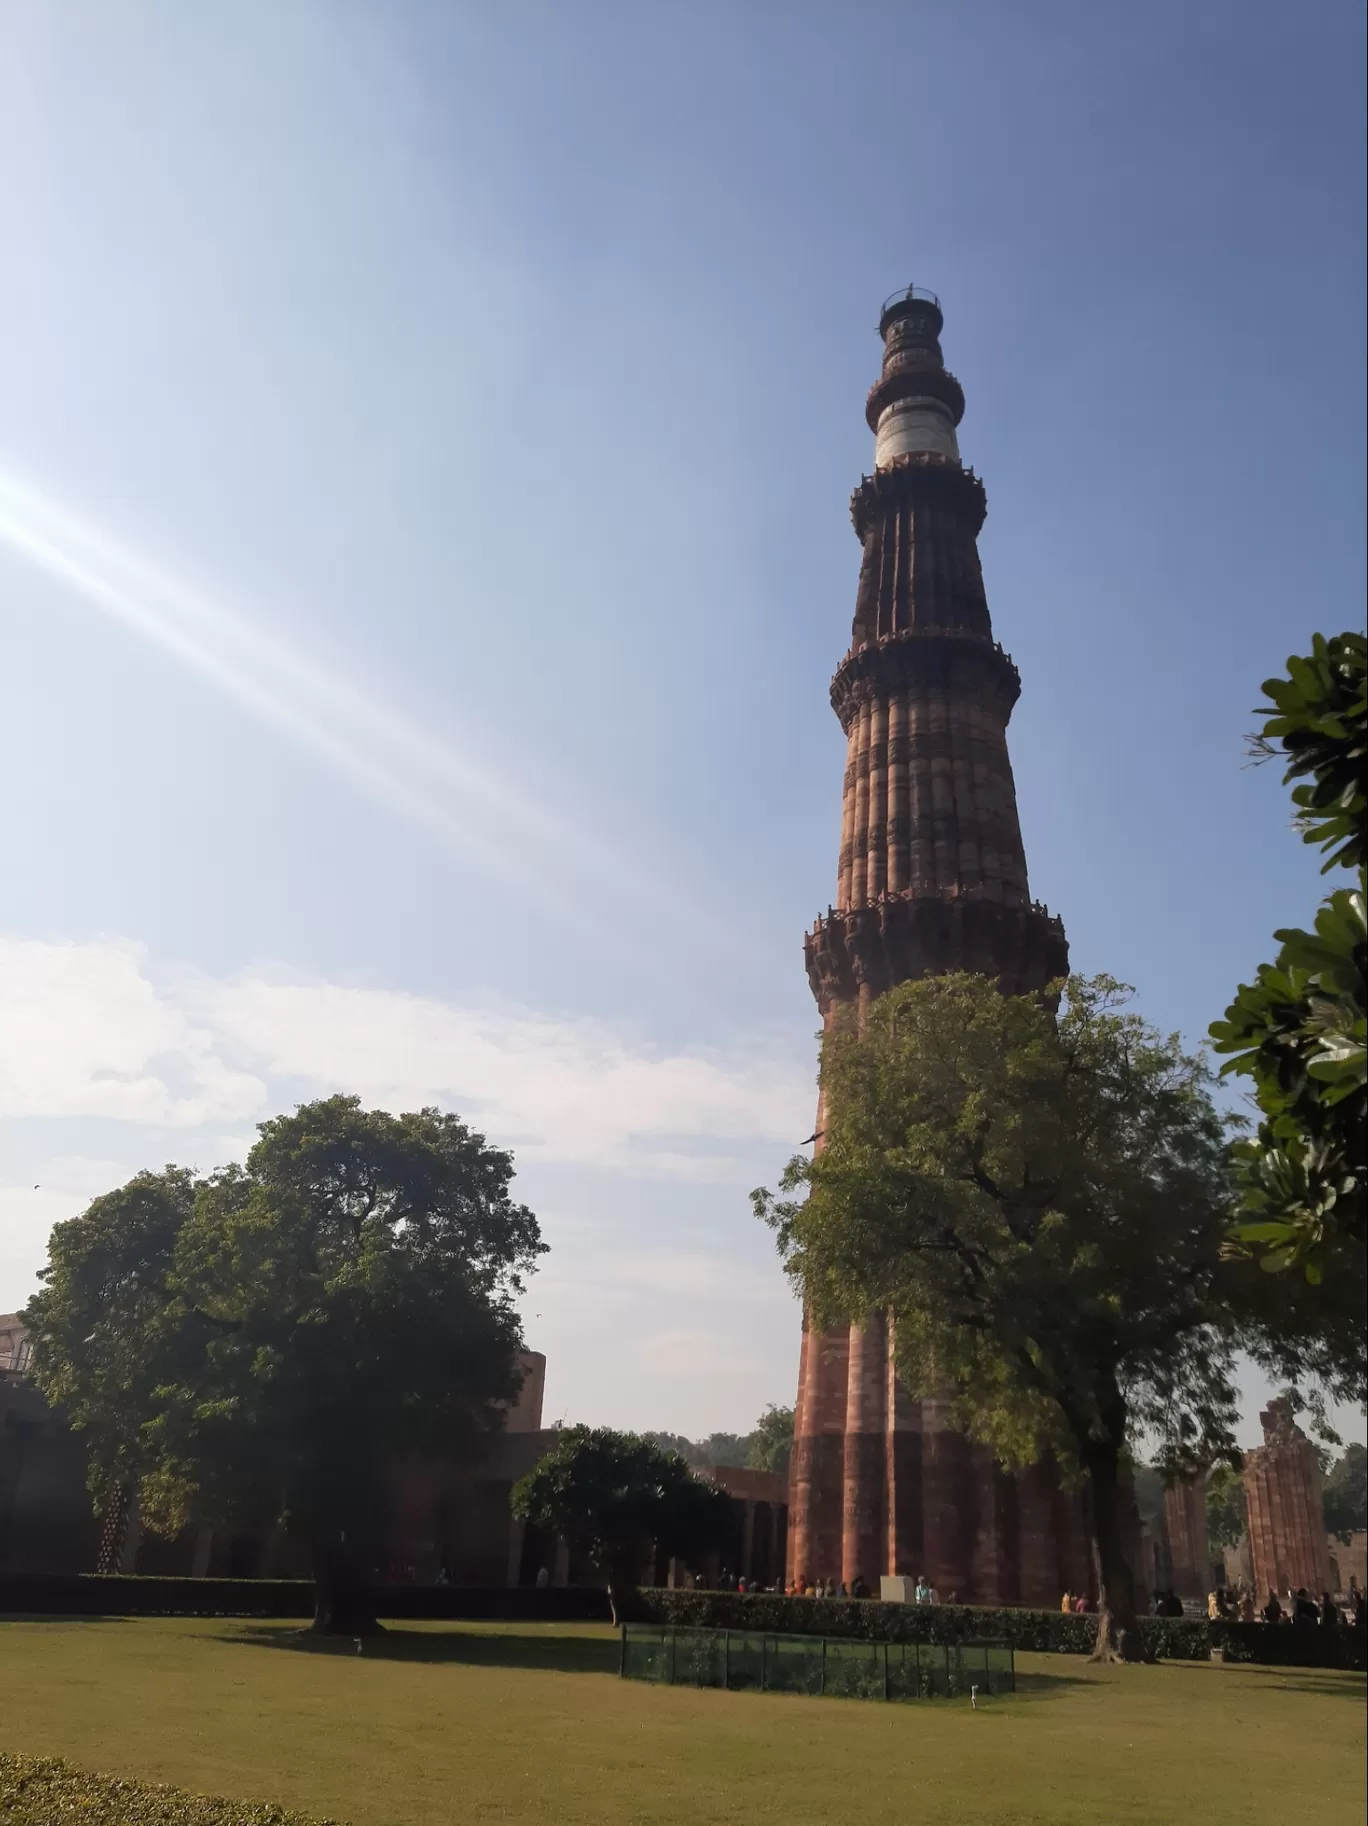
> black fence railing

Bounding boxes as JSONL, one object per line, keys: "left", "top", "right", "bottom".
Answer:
{"left": 620, "top": 1623, "right": 1014, "bottom": 1702}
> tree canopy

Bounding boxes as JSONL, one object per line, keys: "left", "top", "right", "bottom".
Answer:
{"left": 1211, "top": 632, "right": 1366, "bottom": 1285}
{"left": 24, "top": 1095, "right": 544, "bottom": 1631}
{"left": 643, "top": 1405, "right": 794, "bottom": 1478}
{"left": 1205, "top": 1465, "right": 1248, "bottom": 1554}
{"left": 511, "top": 1426, "right": 733, "bottom": 1622}
{"left": 754, "top": 973, "right": 1243, "bottom": 1658}
{"left": 745, "top": 1404, "right": 794, "bottom": 1477}
{"left": 1323, "top": 1442, "right": 1367, "bottom": 1544}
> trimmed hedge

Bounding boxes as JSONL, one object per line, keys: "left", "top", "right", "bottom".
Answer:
{"left": 622, "top": 1589, "right": 1202, "bottom": 1663}
{"left": 1212, "top": 1620, "right": 1367, "bottom": 1671}
{"left": 0, "top": 1573, "right": 610, "bottom": 1623}
{"left": 625, "top": 1591, "right": 1366, "bottom": 1668}
{"left": 0, "top": 1754, "right": 337, "bottom": 1825}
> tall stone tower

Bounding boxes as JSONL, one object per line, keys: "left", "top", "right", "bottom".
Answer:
{"left": 790, "top": 287, "right": 1072, "bottom": 1597}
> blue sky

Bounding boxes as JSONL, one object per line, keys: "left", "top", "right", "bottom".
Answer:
{"left": 1, "top": 2, "right": 1363, "bottom": 1445}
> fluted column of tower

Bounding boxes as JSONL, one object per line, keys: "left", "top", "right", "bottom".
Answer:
{"left": 787, "top": 288, "right": 1069, "bottom": 1593}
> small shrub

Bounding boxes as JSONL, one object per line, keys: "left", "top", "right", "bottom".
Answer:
{"left": 0, "top": 1754, "right": 339, "bottom": 1825}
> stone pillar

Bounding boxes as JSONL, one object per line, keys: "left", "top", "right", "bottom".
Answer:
{"left": 1163, "top": 1475, "right": 1208, "bottom": 1598}
{"left": 506, "top": 1516, "right": 526, "bottom": 1588}
{"left": 841, "top": 1312, "right": 886, "bottom": 1588}
{"left": 741, "top": 1501, "right": 756, "bottom": 1583}
{"left": 1016, "top": 1461, "right": 1064, "bottom": 1608}
{"left": 1244, "top": 1408, "right": 1333, "bottom": 1600}
{"left": 552, "top": 1537, "right": 571, "bottom": 1588}
{"left": 786, "top": 1322, "right": 810, "bottom": 1584}
{"left": 969, "top": 1451, "right": 1015, "bottom": 1607}
{"left": 884, "top": 1338, "right": 924, "bottom": 1578}
{"left": 920, "top": 1395, "right": 972, "bottom": 1598}
{"left": 190, "top": 1525, "right": 214, "bottom": 1580}
{"left": 789, "top": 1323, "right": 850, "bottom": 1586}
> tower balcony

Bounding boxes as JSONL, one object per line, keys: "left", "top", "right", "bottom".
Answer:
{"left": 804, "top": 890, "right": 1069, "bottom": 1014}
{"left": 830, "top": 628, "right": 1020, "bottom": 733}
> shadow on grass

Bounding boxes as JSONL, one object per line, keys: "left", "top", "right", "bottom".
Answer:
{"left": 211, "top": 1627, "right": 1098, "bottom": 1703}
{"left": 1010, "top": 1667, "right": 1088, "bottom": 1701}
{"left": 1216, "top": 1664, "right": 1367, "bottom": 1703}
{"left": 210, "top": 1623, "right": 622, "bottom": 1676}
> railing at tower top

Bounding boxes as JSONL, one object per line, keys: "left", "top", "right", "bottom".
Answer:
{"left": 880, "top": 283, "right": 941, "bottom": 314}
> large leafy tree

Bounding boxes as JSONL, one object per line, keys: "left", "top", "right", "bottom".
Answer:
{"left": 1205, "top": 1465, "right": 1248, "bottom": 1554}
{"left": 24, "top": 1096, "right": 544, "bottom": 1633}
{"left": 511, "top": 1426, "right": 733, "bottom": 1622}
{"left": 1323, "top": 1442, "right": 1367, "bottom": 1544}
{"left": 754, "top": 974, "right": 1242, "bottom": 1661}
{"left": 745, "top": 1404, "right": 794, "bottom": 1477}
{"left": 1211, "top": 633, "right": 1366, "bottom": 1284}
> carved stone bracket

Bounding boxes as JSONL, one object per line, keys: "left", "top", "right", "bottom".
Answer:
{"left": 849, "top": 455, "right": 988, "bottom": 541}
{"left": 804, "top": 893, "right": 1069, "bottom": 1013}
{"left": 830, "top": 628, "right": 1020, "bottom": 732}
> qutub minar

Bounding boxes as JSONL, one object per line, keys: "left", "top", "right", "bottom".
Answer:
{"left": 788, "top": 286, "right": 1093, "bottom": 1604}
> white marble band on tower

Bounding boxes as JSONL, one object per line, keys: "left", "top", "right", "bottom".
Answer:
{"left": 874, "top": 394, "right": 961, "bottom": 468}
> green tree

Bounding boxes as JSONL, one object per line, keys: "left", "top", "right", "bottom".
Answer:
{"left": 697, "top": 1432, "right": 750, "bottom": 1469}
{"left": 24, "top": 1096, "right": 544, "bottom": 1633}
{"left": 511, "top": 1426, "right": 733, "bottom": 1622}
{"left": 1211, "top": 633, "right": 1367, "bottom": 1283}
{"left": 641, "top": 1430, "right": 709, "bottom": 1468}
{"left": 1323, "top": 1442, "right": 1367, "bottom": 1544}
{"left": 1205, "top": 1464, "right": 1248, "bottom": 1553}
{"left": 754, "top": 974, "right": 1242, "bottom": 1661}
{"left": 745, "top": 1404, "right": 794, "bottom": 1477}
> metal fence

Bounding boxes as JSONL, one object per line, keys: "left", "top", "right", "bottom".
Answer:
{"left": 620, "top": 1625, "right": 1014, "bottom": 1702}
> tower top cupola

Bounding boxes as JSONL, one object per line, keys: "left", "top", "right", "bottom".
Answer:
{"left": 867, "top": 283, "right": 966, "bottom": 470}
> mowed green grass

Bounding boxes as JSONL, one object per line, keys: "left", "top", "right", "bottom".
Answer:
{"left": 1, "top": 1616, "right": 1363, "bottom": 1826}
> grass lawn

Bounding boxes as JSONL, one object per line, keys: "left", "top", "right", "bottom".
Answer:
{"left": 1, "top": 1616, "right": 1363, "bottom": 1826}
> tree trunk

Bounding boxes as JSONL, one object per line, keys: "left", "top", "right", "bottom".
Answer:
{"left": 1083, "top": 1440, "right": 1143, "bottom": 1663}
{"left": 605, "top": 1556, "right": 640, "bottom": 1628}
{"left": 311, "top": 1543, "right": 383, "bottom": 1636}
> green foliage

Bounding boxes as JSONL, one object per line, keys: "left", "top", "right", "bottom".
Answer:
{"left": 1252, "top": 631, "right": 1366, "bottom": 873}
{"left": 755, "top": 973, "right": 1242, "bottom": 1636}
{"left": 511, "top": 1427, "right": 732, "bottom": 1603}
{"left": 0, "top": 1755, "right": 335, "bottom": 1826}
{"left": 641, "top": 1430, "right": 710, "bottom": 1467}
{"left": 642, "top": 1406, "right": 794, "bottom": 1476}
{"left": 694, "top": 1432, "right": 750, "bottom": 1468}
{"left": 1205, "top": 1464, "right": 1249, "bottom": 1552}
{"left": 1323, "top": 1442, "right": 1367, "bottom": 1543}
{"left": 1211, "top": 633, "right": 1367, "bottom": 1288}
{"left": 745, "top": 1404, "right": 794, "bottom": 1476}
{"left": 23, "top": 1097, "right": 544, "bottom": 1592}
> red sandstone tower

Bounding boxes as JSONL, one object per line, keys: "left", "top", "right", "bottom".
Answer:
{"left": 790, "top": 287, "right": 1072, "bottom": 1598}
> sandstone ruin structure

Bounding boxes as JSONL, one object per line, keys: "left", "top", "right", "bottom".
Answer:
{"left": 1243, "top": 1404, "right": 1334, "bottom": 1600}
{"left": 788, "top": 288, "right": 1084, "bottom": 1601}
{"left": 1163, "top": 1476, "right": 1211, "bottom": 1600}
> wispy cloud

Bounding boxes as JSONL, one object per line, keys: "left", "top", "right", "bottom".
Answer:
{"left": 0, "top": 933, "right": 811, "bottom": 1171}
{"left": 0, "top": 465, "right": 745, "bottom": 968}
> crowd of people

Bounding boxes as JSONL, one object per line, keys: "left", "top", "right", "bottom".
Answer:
{"left": 1201, "top": 1579, "right": 1364, "bottom": 1629}
{"left": 687, "top": 1567, "right": 1366, "bottom": 1625}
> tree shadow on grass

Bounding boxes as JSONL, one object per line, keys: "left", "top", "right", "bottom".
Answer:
{"left": 209, "top": 1624, "right": 622, "bottom": 1676}
{"left": 1216, "top": 1665, "right": 1367, "bottom": 1703}
{"left": 1008, "top": 1668, "right": 1089, "bottom": 1702}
